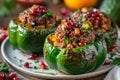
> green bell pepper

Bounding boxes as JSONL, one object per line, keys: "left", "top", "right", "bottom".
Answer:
{"left": 44, "top": 34, "right": 107, "bottom": 74}
{"left": 8, "top": 19, "right": 56, "bottom": 53}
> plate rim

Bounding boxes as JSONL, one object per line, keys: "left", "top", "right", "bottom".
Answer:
{"left": 1, "top": 37, "right": 113, "bottom": 79}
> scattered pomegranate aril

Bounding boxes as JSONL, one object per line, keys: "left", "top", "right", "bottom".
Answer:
{"left": 103, "top": 60, "right": 111, "bottom": 66}
{"left": 108, "top": 45, "right": 117, "bottom": 52}
{"left": 13, "top": 77, "right": 20, "bottom": 80}
{"left": 28, "top": 53, "right": 38, "bottom": 60}
{"left": 39, "top": 61, "right": 47, "bottom": 70}
{"left": 0, "top": 77, "right": 3, "bottom": 80}
{"left": 0, "top": 72, "right": 6, "bottom": 80}
{"left": 9, "top": 72, "right": 15, "bottom": 79}
{"left": 61, "top": 7, "right": 69, "bottom": 17}
{"left": 24, "top": 62, "right": 31, "bottom": 68}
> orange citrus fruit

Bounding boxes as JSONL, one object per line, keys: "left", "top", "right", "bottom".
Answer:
{"left": 64, "top": 0, "right": 98, "bottom": 10}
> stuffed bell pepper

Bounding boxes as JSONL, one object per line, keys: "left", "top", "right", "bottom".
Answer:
{"left": 8, "top": 5, "right": 61, "bottom": 53}
{"left": 71, "top": 8, "right": 118, "bottom": 48}
{"left": 44, "top": 18, "right": 107, "bottom": 74}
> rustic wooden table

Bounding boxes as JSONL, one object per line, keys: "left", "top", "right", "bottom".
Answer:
{"left": 0, "top": 0, "right": 108, "bottom": 80}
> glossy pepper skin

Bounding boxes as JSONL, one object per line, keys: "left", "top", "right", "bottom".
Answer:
{"left": 44, "top": 34, "right": 107, "bottom": 74}
{"left": 8, "top": 19, "right": 56, "bottom": 53}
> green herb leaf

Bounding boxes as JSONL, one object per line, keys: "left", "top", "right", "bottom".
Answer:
{"left": 113, "top": 58, "right": 120, "bottom": 66}
{"left": 41, "top": 14, "right": 47, "bottom": 18}
{"left": 89, "top": 7, "right": 94, "bottom": 12}
{"left": 64, "top": 37, "right": 70, "bottom": 44}
{"left": 79, "top": 15, "right": 83, "bottom": 20}
{"left": 0, "top": 62, "right": 9, "bottom": 71}
{"left": 47, "top": 11, "right": 52, "bottom": 16}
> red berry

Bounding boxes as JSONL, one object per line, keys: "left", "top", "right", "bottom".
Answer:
{"left": 31, "top": 10, "right": 38, "bottom": 16}
{"left": 61, "top": 8, "right": 68, "bottom": 16}
{"left": 39, "top": 61, "right": 47, "bottom": 70}
{"left": 24, "top": 62, "right": 30, "bottom": 68}
{"left": 103, "top": 60, "right": 111, "bottom": 66}
{"left": 28, "top": 54, "right": 38, "bottom": 60}
{"left": 66, "top": 22, "right": 72, "bottom": 30}
{"left": 9, "top": 72, "right": 15, "bottom": 79}
{"left": 108, "top": 45, "right": 117, "bottom": 52}
{"left": 0, "top": 72, "right": 6, "bottom": 79}
{"left": 0, "top": 77, "right": 3, "bottom": 80}
{"left": 13, "top": 77, "right": 20, "bottom": 80}
{"left": 37, "top": 6, "right": 47, "bottom": 14}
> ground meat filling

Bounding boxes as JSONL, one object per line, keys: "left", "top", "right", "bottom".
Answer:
{"left": 49, "top": 19, "right": 97, "bottom": 49}
{"left": 48, "top": 8, "right": 112, "bottom": 49}
{"left": 71, "top": 8, "right": 111, "bottom": 33}
{"left": 17, "top": 5, "right": 60, "bottom": 30}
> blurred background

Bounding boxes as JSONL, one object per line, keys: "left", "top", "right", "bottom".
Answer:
{"left": 0, "top": 0, "right": 120, "bottom": 27}
{"left": 0, "top": 0, "right": 104, "bottom": 27}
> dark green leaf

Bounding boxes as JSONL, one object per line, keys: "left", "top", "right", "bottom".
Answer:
{"left": 113, "top": 58, "right": 120, "bottom": 66}
{"left": 41, "top": 14, "right": 47, "bottom": 18}
{"left": 47, "top": 11, "right": 52, "bottom": 16}
{"left": 0, "top": 62, "right": 9, "bottom": 71}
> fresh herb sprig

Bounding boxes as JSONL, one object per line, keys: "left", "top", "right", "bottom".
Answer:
{"left": 0, "top": 62, "right": 9, "bottom": 71}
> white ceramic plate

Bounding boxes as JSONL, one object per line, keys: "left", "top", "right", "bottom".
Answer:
{"left": 1, "top": 37, "right": 114, "bottom": 80}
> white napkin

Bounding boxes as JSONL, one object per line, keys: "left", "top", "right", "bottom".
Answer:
{"left": 104, "top": 66, "right": 120, "bottom": 80}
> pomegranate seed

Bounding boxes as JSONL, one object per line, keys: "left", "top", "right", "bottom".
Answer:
{"left": 24, "top": 62, "right": 30, "bottom": 68}
{"left": 66, "top": 22, "right": 72, "bottom": 30}
{"left": 108, "top": 45, "right": 117, "bottom": 52}
{"left": 37, "top": 6, "right": 47, "bottom": 14}
{"left": 61, "top": 7, "right": 68, "bottom": 16}
{"left": 28, "top": 54, "right": 38, "bottom": 60}
{"left": 0, "top": 72, "right": 6, "bottom": 79}
{"left": 39, "top": 61, "right": 47, "bottom": 70}
{"left": 31, "top": 10, "right": 38, "bottom": 16}
{"left": 0, "top": 77, "right": 3, "bottom": 80}
{"left": 13, "top": 77, "right": 20, "bottom": 80}
{"left": 103, "top": 60, "right": 110, "bottom": 66}
{"left": 93, "top": 9, "right": 99, "bottom": 12}
{"left": 9, "top": 72, "right": 15, "bottom": 79}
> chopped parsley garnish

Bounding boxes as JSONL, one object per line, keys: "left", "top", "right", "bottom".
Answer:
{"left": 41, "top": 14, "right": 47, "bottom": 18}
{"left": 0, "top": 62, "right": 9, "bottom": 71}
{"left": 41, "top": 11, "right": 52, "bottom": 18}
{"left": 83, "top": 29, "right": 88, "bottom": 32}
{"left": 47, "top": 11, "right": 52, "bottom": 16}
{"left": 89, "top": 7, "right": 94, "bottom": 12}
{"left": 34, "top": 66, "right": 39, "bottom": 70}
{"left": 79, "top": 15, "right": 83, "bottom": 20}
{"left": 24, "top": 23, "right": 29, "bottom": 28}
{"left": 19, "top": 60, "right": 23, "bottom": 63}
{"left": 64, "top": 37, "right": 70, "bottom": 44}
